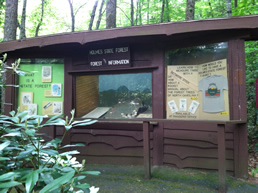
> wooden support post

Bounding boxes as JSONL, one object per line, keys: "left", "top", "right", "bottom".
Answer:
{"left": 143, "top": 121, "right": 151, "bottom": 179}
{"left": 217, "top": 124, "right": 226, "bottom": 193}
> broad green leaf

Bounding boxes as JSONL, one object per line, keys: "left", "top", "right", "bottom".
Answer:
{"left": 0, "top": 172, "right": 16, "bottom": 181}
{"left": 25, "top": 129, "right": 36, "bottom": 136}
{"left": 16, "top": 111, "right": 29, "bottom": 118}
{"left": 9, "top": 111, "right": 15, "bottom": 117}
{"left": 25, "top": 170, "right": 39, "bottom": 193}
{"left": 75, "top": 183, "right": 90, "bottom": 189}
{"left": 59, "top": 150, "right": 80, "bottom": 156}
{"left": 8, "top": 117, "right": 19, "bottom": 123}
{"left": 0, "top": 188, "right": 8, "bottom": 193}
{"left": 41, "top": 149, "right": 59, "bottom": 156}
{"left": 40, "top": 172, "right": 54, "bottom": 185}
{"left": 0, "top": 141, "right": 10, "bottom": 151}
{"left": 17, "top": 147, "right": 34, "bottom": 159}
{"left": 44, "top": 115, "right": 63, "bottom": 125}
{"left": 0, "top": 157, "right": 10, "bottom": 161}
{"left": 73, "top": 175, "right": 86, "bottom": 182}
{"left": 0, "top": 181, "right": 21, "bottom": 188}
{"left": 72, "top": 120, "right": 97, "bottom": 127}
{"left": 2, "top": 132, "right": 21, "bottom": 137}
{"left": 65, "top": 125, "right": 72, "bottom": 131}
{"left": 61, "top": 143, "right": 85, "bottom": 149}
{"left": 72, "top": 119, "right": 91, "bottom": 125}
{"left": 81, "top": 171, "right": 101, "bottom": 175}
{"left": 39, "top": 171, "right": 75, "bottom": 193}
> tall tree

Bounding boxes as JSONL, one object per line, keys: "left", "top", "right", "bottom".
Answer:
{"left": 95, "top": 0, "right": 105, "bottom": 30}
{"left": 166, "top": 0, "right": 170, "bottom": 22}
{"left": 160, "top": 0, "right": 165, "bottom": 23}
{"left": 106, "top": 0, "right": 116, "bottom": 28}
{"left": 147, "top": 0, "right": 150, "bottom": 24}
{"left": 131, "top": 0, "right": 134, "bottom": 26}
{"left": 67, "top": 0, "right": 88, "bottom": 32}
{"left": 186, "top": 0, "right": 195, "bottom": 20}
{"left": 88, "top": 0, "right": 99, "bottom": 30}
{"left": 226, "top": 0, "right": 232, "bottom": 17}
{"left": 3, "top": 0, "right": 18, "bottom": 41}
{"left": 35, "top": 0, "right": 45, "bottom": 37}
{"left": 19, "top": 0, "right": 27, "bottom": 39}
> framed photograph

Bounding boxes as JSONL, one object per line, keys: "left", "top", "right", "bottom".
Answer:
{"left": 51, "top": 83, "right": 62, "bottom": 97}
{"left": 21, "top": 92, "right": 33, "bottom": 105}
{"left": 52, "top": 102, "right": 62, "bottom": 114}
{"left": 42, "top": 66, "right": 52, "bottom": 82}
{"left": 28, "top": 104, "right": 37, "bottom": 115}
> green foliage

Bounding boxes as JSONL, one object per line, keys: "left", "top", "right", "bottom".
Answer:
{"left": 0, "top": 109, "right": 99, "bottom": 193}
{"left": 0, "top": 55, "right": 99, "bottom": 192}
{"left": 232, "top": 0, "right": 258, "bottom": 16}
{"left": 245, "top": 41, "right": 258, "bottom": 148}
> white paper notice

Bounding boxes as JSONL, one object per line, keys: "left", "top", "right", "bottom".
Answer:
{"left": 168, "top": 100, "right": 178, "bottom": 113}
{"left": 179, "top": 98, "right": 187, "bottom": 111}
{"left": 188, "top": 100, "right": 199, "bottom": 114}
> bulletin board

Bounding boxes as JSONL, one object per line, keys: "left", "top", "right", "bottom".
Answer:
{"left": 166, "top": 59, "right": 229, "bottom": 120}
{"left": 18, "top": 64, "right": 64, "bottom": 116}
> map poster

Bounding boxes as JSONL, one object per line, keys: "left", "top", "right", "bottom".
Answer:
{"left": 166, "top": 59, "right": 230, "bottom": 120}
{"left": 166, "top": 65, "right": 199, "bottom": 120}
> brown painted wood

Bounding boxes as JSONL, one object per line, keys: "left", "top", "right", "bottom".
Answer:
{"left": 143, "top": 121, "right": 151, "bottom": 179}
{"left": 164, "top": 138, "right": 233, "bottom": 149}
{"left": 71, "top": 133, "right": 144, "bottom": 149}
{"left": 217, "top": 124, "right": 226, "bottom": 192}
{"left": 75, "top": 143, "right": 144, "bottom": 157}
{"left": 76, "top": 155, "right": 145, "bottom": 165}
{"left": 164, "top": 145, "right": 233, "bottom": 159}
{"left": 163, "top": 155, "right": 234, "bottom": 171}
{"left": 234, "top": 123, "right": 248, "bottom": 178}
{"left": 71, "top": 129, "right": 145, "bottom": 140}
{"left": 153, "top": 122, "right": 164, "bottom": 165}
{"left": 3, "top": 58, "right": 16, "bottom": 114}
{"left": 164, "top": 129, "right": 233, "bottom": 145}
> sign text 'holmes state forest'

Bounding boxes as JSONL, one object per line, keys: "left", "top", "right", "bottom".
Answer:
{"left": 88, "top": 46, "right": 131, "bottom": 68}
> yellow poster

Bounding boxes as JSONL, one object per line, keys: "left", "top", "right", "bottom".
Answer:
{"left": 166, "top": 59, "right": 229, "bottom": 120}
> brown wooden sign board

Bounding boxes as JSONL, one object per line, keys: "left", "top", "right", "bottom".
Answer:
{"left": 88, "top": 46, "right": 131, "bottom": 69}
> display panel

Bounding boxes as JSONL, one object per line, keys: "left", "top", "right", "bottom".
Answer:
{"left": 76, "top": 73, "right": 152, "bottom": 119}
{"left": 166, "top": 42, "right": 229, "bottom": 120}
{"left": 18, "top": 59, "right": 64, "bottom": 116}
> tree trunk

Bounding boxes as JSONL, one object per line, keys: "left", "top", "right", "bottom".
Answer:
{"left": 130, "top": 0, "right": 134, "bottom": 26}
{"left": 147, "top": 0, "right": 149, "bottom": 24}
{"left": 226, "top": 0, "right": 232, "bottom": 17}
{"left": 20, "top": 0, "right": 27, "bottom": 39}
{"left": 160, "top": 0, "right": 165, "bottom": 23}
{"left": 106, "top": 0, "right": 116, "bottom": 29}
{"left": 234, "top": 0, "right": 237, "bottom": 8}
{"left": 166, "top": 0, "right": 170, "bottom": 22}
{"left": 35, "top": 0, "right": 45, "bottom": 37}
{"left": 186, "top": 0, "right": 195, "bottom": 20}
{"left": 88, "top": 0, "right": 99, "bottom": 30}
{"left": 95, "top": 0, "right": 105, "bottom": 30}
{"left": 3, "top": 0, "right": 18, "bottom": 41}
{"left": 67, "top": 0, "right": 75, "bottom": 32}
{"left": 138, "top": 0, "right": 142, "bottom": 25}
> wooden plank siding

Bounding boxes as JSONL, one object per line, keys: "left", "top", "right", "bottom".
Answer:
{"left": 163, "top": 122, "right": 234, "bottom": 172}
{"left": 56, "top": 125, "right": 154, "bottom": 165}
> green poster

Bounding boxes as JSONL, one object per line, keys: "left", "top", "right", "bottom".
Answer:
{"left": 18, "top": 64, "right": 64, "bottom": 115}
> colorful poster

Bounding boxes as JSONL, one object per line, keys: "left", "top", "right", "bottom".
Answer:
{"left": 18, "top": 64, "right": 64, "bottom": 115}
{"left": 166, "top": 59, "right": 229, "bottom": 120}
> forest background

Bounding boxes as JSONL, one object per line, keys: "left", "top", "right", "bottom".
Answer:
{"left": 0, "top": 0, "right": 257, "bottom": 154}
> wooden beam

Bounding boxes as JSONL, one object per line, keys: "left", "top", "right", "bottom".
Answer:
{"left": 217, "top": 124, "right": 226, "bottom": 193}
{"left": 143, "top": 121, "right": 151, "bottom": 179}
